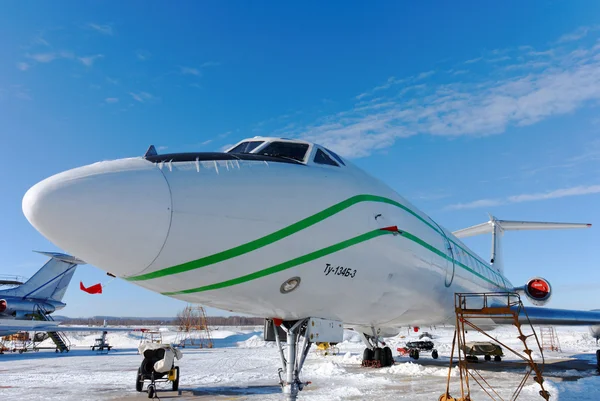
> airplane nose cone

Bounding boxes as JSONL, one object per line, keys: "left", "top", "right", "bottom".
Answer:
{"left": 23, "top": 159, "right": 172, "bottom": 277}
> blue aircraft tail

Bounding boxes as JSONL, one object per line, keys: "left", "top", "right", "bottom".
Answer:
{"left": 0, "top": 252, "right": 86, "bottom": 302}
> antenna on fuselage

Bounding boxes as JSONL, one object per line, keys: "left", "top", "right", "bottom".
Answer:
{"left": 452, "top": 216, "right": 591, "bottom": 274}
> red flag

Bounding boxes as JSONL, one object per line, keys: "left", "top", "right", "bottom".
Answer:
{"left": 80, "top": 281, "right": 103, "bottom": 294}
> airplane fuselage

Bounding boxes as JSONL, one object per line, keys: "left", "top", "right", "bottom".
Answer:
{"left": 22, "top": 138, "right": 513, "bottom": 333}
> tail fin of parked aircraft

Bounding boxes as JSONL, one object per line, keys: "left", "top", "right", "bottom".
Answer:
{"left": 0, "top": 252, "right": 86, "bottom": 302}
{"left": 452, "top": 216, "right": 591, "bottom": 275}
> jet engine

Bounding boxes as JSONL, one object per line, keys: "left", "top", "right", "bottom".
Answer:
{"left": 522, "top": 277, "right": 552, "bottom": 306}
{"left": 0, "top": 299, "right": 6, "bottom": 313}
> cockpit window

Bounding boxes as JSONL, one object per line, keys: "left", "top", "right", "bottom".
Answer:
{"left": 323, "top": 147, "right": 345, "bottom": 166}
{"left": 227, "top": 141, "right": 264, "bottom": 154}
{"left": 256, "top": 141, "right": 309, "bottom": 162}
{"left": 314, "top": 149, "right": 339, "bottom": 166}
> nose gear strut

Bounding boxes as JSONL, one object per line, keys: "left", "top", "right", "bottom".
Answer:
{"left": 271, "top": 318, "right": 312, "bottom": 401}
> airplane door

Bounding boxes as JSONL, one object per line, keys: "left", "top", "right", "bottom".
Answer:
{"left": 431, "top": 221, "right": 455, "bottom": 287}
{"left": 443, "top": 237, "right": 456, "bottom": 287}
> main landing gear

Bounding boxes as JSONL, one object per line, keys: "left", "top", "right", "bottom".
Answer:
{"left": 360, "top": 332, "right": 394, "bottom": 368}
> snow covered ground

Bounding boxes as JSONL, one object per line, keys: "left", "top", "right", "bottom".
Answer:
{"left": 1, "top": 325, "right": 599, "bottom": 400}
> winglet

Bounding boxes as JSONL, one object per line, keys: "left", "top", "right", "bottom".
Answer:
{"left": 144, "top": 145, "right": 158, "bottom": 158}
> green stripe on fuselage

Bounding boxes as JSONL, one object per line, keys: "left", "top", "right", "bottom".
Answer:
{"left": 127, "top": 194, "right": 431, "bottom": 281}
{"left": 128, "top": 193, "right": 505, "bottom": 286}
{"left": 162, "top": 228, "right": 505, "bottom": 295}
{"left": 162, "top": 229, "right": 392, "bottom": 295}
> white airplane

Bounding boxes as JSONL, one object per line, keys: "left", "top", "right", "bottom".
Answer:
{"left": 21, "top": 136, "right": 600, "bottom": 399}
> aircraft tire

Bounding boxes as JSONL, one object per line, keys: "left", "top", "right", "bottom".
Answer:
{"left": 362, "top": 348, "right": 374, "bottom": 361}
{"left": 383, "top": 346, "right": 393, "bottom": 366}
{"left": 432, "top": 350, "right": 439, "bottom": 359}
{"left": 373, "top": 347, "right": 383, "bottom": 365}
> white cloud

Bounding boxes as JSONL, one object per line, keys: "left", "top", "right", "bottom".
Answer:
{"left": 26, "top": 53, "right": 58, "bottom": 63}
{"left": 201, "top": 139, "right": 213, "bottom": 145}
{"left": 446, "top": 185, "right": 600, "bottom": 210}
{"left": 557, "top": 27, "right": 590, "bottom": 43}
{"left": 129, "top": 92, "right": 155, "bottom": 103}
{"left": 464, "top": 57, "right": 482, "bottom": 64}
{"left": 201, "top": 61, "right": 220, "bottom": 67}
{"left": 417, "top": 70, "right": 435, "bottom": 80}
{"left": 180, "top": 66, "right": 201, "bottom": 76}
{"left": 487, "top": 56, "right": 511, "bottom": 63}
{"left": 17, "top": 62, "right": 30, "bottom": 71}
{"left": 529, "top": 50, "right": 554, "bottom": 57}
{"left": 87, "top": 23, "right": 113, "bottom": 36}
{"left": 105, "top": 98, "right": 119, "bottom": 103}
{"left": 269, "top": 36, "right": 600, "bottom": 158}
{"left": 78, "top": 54, "right": 104, "bottom": 66}
{"left": 106, "top": 77, "right": 119, "bottom": 85}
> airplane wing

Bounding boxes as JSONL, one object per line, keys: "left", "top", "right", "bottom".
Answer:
{"left": 0, "top": 319, "right": 147, "bottom": 336}
{"left": 491, "top": 306, "right": 600, "bottom": 326}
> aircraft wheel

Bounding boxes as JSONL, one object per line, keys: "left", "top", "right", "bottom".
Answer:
{"left": 494, "top": 355, "right": 502, "bottom": 362}
{"left": 383, "top": 346, "right": 393, "bottom": 367}
{"left": 362, "top": 348, "right": 373, "bottom": 361}
{"left": 432, "top": 350, "right": 439, "bottom": 359}
{"left": 485, "top": 354, "right": 491, "bottom": 361}
{"left": 373, "top": 347, "right": 383, "bottom": 365}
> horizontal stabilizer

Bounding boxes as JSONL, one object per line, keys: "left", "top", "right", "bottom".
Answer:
{"left": 491, "top": 306, "right": 600, "bottom": 326}
{"left": 453, "top": 217, "right": 591, "bottom": 238}
{"left": 33, "top": 251, "right": 86, "bottom": 265}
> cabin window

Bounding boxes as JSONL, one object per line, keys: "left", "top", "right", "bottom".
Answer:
{"left": 256, "top": 142, "right": 309, "bottom": 162}
{"left": 314, "top": 149, "right": 339, "bottom": 166}
{"left": 228, "top": 141, "right": 264, "bottom": 154}
{"left": 324, "top": 147, "right": 346, "bottom": 166}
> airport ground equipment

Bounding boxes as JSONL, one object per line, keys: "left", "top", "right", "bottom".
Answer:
{"left": 461, "top": 341, "right": 504, "bottom": 362}
{"left": 539, "top": 326, "right": 561, "bottom": 352}
{"left": 91, "top": 330, "right": 112, "bottom": 353}
{"left": 397, "top": 340, "right": 439, "bottom": 360}
{"left": 440, "top": 292, "right": 549, "bottom": 401}
{"left": 136, "top": 343, "right": 182, "bottom": 398}
{"left": 33, "top": 304, "right": 70, "bottom": 352}
{"left": 138, "top": 329, "right": 163, "bottom": 352}
{"left": 315, "top": 342, "right": 339, "bottom": 356}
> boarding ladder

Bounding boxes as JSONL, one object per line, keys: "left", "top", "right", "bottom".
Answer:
{"left": 539, "top": 327, "right": 561, "bottom": 352}
{"left": 34, "top": 304, "right": 71, "bottom": 353}
{"left": 439, "top": 292, "right": 549, "bottom": 401}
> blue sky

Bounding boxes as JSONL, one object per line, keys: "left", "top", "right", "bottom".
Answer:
{"left": 1, "top": 1, "right": 600, "bottom": 317}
